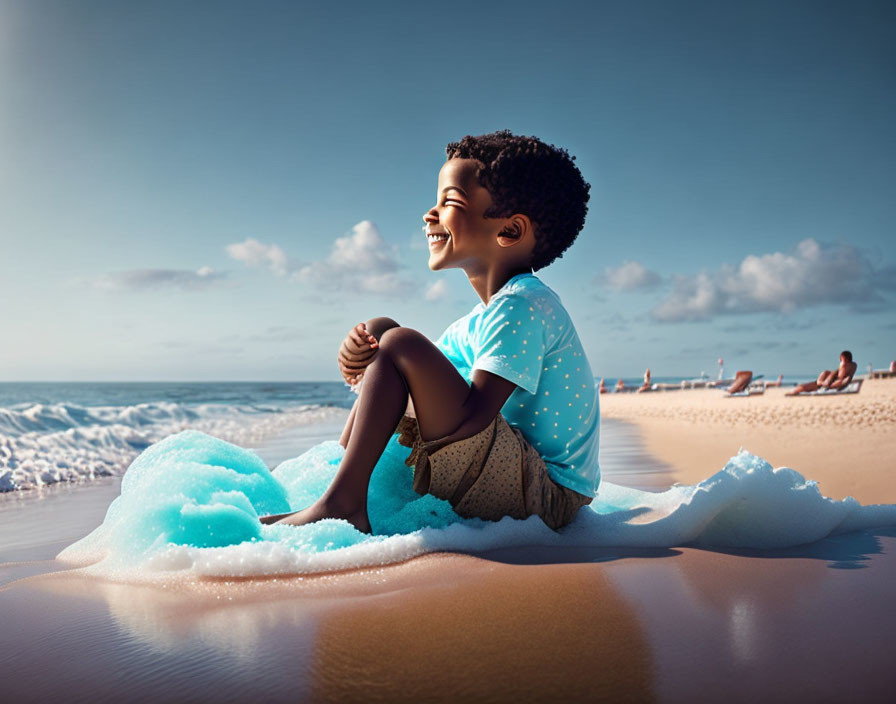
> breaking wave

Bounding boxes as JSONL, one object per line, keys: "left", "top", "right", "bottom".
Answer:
{"left": 0, "top": 402, "right": 345, "bottom": 492}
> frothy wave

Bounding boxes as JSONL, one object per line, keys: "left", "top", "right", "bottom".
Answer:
{"left": 0, "top": 401, "right": 345, "bottom": 492}
{"left": 58, "top": 431, "right": 896, "bottom": 582}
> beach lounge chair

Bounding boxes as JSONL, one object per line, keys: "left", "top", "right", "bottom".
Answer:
{"left": 725, "top": 386, "right": 766, "bottom": 398}
{"left": 870, "top": 369, "right": 896, "bottom": 379}
{"left": 789, "top": 379, "right": 863, "bottom": 396}
{"left": 722, "top": 372, "right": 764, "bottom": 396}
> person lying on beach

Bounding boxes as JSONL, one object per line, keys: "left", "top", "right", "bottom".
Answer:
{"left": 766, "top": 374, "right": 783, "bottom": 388}
{"left": 261, "top": 130, "right": 599, "bottom": 533}
{"left": 615, "top": 378, "right": 626, "bottom": 392}
{"left": 786, "top": 351, "right": 857, "bottom": 396}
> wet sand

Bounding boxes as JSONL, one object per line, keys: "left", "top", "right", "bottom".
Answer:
{"left": 2, "top": 403, "right": 895, "bottom": 702}
{"left": 5, "top": 538, "right": 895, "bottom": 702}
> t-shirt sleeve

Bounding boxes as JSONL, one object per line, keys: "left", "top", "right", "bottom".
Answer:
{"left": 471, "top": 294, "right": 545, "bottom": 394}
{"left": 435, "top": 323, "right": 463, "bottom": 366}
{"left": 435, "top": 319, "right": 473, "bottom": 381}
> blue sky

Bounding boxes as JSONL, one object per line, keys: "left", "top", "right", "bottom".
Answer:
{"left": 1, "top": 0, "right": 894, "bottom": 381}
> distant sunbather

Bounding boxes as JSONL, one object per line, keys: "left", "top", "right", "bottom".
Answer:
{"left": 726, "top": 370, "right": 753, "bottom": 394}
{"left": 787, "top": 351, "right": 857, "bottom": 396}
{"left": 637, "top": 368, "right": 651, "bottom": 393}
{"left": 598, "top": 378, "right": 608, "bottom": 394}
{"left": 615, "top": 378, "right": 626, "bottom": 392}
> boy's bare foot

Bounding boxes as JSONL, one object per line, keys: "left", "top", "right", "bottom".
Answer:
{"left": 259, "top": 499, "right": 371, "bottom": 534}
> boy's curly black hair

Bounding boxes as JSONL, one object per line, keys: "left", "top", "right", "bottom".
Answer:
{"left": 445, "top": 130, "right": 590, "bottom": 271}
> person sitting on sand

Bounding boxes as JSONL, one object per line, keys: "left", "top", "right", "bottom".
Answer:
{"left": 637, "top": 368, "right": 651, "bottom": 393}
{"left": 615, "top": 378, "right": 626, "bottom": 392}
{"left": 598, "top": 377, "right": 608, "bottom": 394}
{"left": 787, "top": 351, "right": 857, "bottom": 395}
{"left": 261, "top": 131, "right": 598, "bottom": 532}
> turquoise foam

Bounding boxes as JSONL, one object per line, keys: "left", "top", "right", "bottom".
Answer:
{"left": 58, "top": 430, "right": 896, "bottom": 580}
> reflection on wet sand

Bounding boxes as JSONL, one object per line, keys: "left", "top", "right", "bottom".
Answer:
{"left": 11, "top": 532, "right": 896, "bottom": 702}
{"left": 309, "top": 556, "right": 654, "bottom": 702}
{"left": 21, "top": 553, "right": 654, "bottom": 703}
{"left": 608, "top": 534, "right": 896, "bottom": 702}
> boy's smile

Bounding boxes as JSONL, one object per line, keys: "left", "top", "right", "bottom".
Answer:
{"left": 423, "top": 158, "right": 533, "bottom": 295}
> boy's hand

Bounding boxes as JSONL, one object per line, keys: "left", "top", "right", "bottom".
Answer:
{"left": 338, "top": 323, "right": 379, "bottom": 385}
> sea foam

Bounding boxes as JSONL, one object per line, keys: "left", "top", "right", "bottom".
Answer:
{"left": 57, "top": 430, "right": 896, "bottom": 582}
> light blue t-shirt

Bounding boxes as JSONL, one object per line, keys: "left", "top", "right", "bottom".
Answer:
{"left": 436, "top": 273, "right": 600, "bottom": 497}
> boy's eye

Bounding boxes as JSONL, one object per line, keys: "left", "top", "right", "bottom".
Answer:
{"left": 443, "top": 198, "right": 463, "bottom": 206}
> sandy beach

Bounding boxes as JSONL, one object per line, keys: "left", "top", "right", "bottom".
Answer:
{"left": 601, "top": 377, "right": 896, "bottom": 504}
{"left": 2, "top": 383, "right": 895, "bottom": 702}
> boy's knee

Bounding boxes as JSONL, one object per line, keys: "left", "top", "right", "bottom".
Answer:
{"left": 376, "top": 326, "right": 427, "bottom": 360}
{"left": 365, "top": 316, "right": 400, "bottom": 340}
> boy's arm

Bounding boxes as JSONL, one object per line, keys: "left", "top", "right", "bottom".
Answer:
{"left": 337, "top": 317, "right": 401, "bottom": 384}
{"left": 426, "top": 370, "right": 518, "bottom": 451}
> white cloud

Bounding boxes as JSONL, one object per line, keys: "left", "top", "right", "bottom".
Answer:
{"left": 93, "top": 267, "right": 227, "bottom": 291}
{"left": 425, "top": 279, "right": 449, "bottom": 301}
{"left": 598, "top": 260, "right": 662, "bottom": 291}
{"left": 225, "top": 222, "right": 411, "bottom": 296}
{"left": 651, "top": 238, "right": 889, "bottom": 322}
{"left": 294, "top": 220, "right": 411, "bottom": 295}
{"left": 226, "top": 238, "right": 291, "bottom": 276}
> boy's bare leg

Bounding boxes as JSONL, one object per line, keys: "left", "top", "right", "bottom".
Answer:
{"left": 273, "top": 327, "right": 473, "bottom": 533}
{"left": 336, "top": 317, "right": 401, "bottom": 449}
{"left": 339, "top": 398, "right": 359, "bottom": 448}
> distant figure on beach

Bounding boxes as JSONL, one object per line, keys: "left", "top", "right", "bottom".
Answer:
{"left": 637, "top": 368, "right": 651, "bottom": 393}
{"left": 766, "top": 374, "right": 783, "bottom": 388}
{"left": 718, "top": 358, "right": 724, "bottom": 381}
{"left": 259, "top": 131, "right": 598, "bottom": 532}
{"left": 726, "top": 370, "right": 753, "bottom": 394}
{"left": 615, "top": 378, "right": 626, "bottom": 392}
{"left": 787, "top": 351, "right": 857, "bottom": 395}
{"left": 598, "top": 378, "right": 608, "bottom": 394}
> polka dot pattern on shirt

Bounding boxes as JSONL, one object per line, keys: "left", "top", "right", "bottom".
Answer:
{"left": 433, "top": 273, "right": 601, "bottom": 496}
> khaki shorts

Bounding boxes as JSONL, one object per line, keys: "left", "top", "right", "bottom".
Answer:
{"left": 395, "top": 415, "right": 592, "bottom": 531}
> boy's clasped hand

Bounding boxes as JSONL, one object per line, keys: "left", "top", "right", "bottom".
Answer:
{"left": 338, "top": 323, "right": 379, "bottom": 387}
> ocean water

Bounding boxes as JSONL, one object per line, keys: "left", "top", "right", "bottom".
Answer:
{"left": 0, "top": 382, "right": 355, "bottom": 492}
{"left": 58, "top": 430, "right": 896, "bottom": 582}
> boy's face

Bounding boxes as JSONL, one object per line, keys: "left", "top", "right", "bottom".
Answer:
{"left": 423, "top": 158, "right": 518, "bottom": 272}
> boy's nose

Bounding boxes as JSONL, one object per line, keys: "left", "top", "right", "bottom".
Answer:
{"left": 423, "top": 208, "right": 438, "bottom": 224}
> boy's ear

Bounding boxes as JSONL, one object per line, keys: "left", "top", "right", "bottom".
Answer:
{"left": 496, "top": 214, "right": 533, "bottom": 248}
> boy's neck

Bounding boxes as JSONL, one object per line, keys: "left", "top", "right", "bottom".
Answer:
{"left": 467, "top": 265, "right": 533, "bottom": 305}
